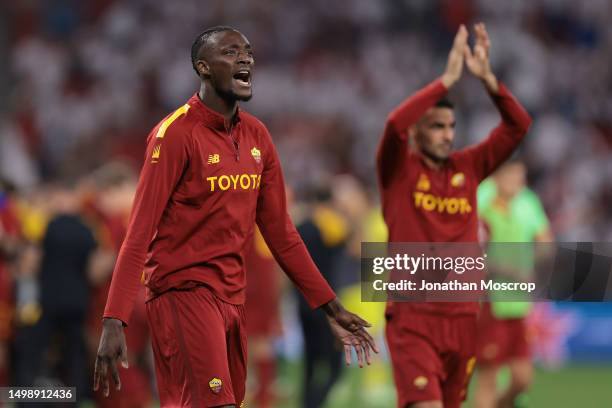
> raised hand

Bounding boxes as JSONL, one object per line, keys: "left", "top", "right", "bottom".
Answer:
{"left": 465, "top": 22, "right": 499, "bottom": 93}
{"left": 441, "top": 24, "right": 468, "bottom": 89}
{"left": 322, "top": 298, "right": 379, "bottom": 367}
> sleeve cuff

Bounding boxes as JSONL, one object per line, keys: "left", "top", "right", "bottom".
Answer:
{"left": 434, "top": 77, "right": 449, "bottom": 92}
{"left": 307, "top": 288, "right": 336, "bottom": 310}
{"left": 103, "top": 303, "right": 132, "bottom": 326}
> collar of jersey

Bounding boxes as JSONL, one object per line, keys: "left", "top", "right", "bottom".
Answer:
{"left": 189, "top": 93, "right": 242, "bottom": 131}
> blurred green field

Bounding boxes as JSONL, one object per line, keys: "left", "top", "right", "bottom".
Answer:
{"left": 264, "top": 360, "right": 612, "bottom": 408}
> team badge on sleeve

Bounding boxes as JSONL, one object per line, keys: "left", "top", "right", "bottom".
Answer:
{"left": 209, "top": 377, "right": 223, "bottom": 394}
{"left": 251, "top": 147, "right": 261, "bottom": 163}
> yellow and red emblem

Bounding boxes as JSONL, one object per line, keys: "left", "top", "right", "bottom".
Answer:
{"left": 208, "top": 153, "right": 220, "bottom": 164}
{"left": 209, "top": 377, "right": 223, "bottom": 394}
{"left": 413, "top": 375, "right": 428, "bottom": 390}
{"left": 417, "top": 174, "right": 430, "bottom": 191}
{"left": 451, "top": 172, "right": 465, "bottom": 187}
{"left": 151, "top": 145, "right": 161, "bottom": 163}
{"left": 251, "top": 147, "right": 261, "bottom": 163}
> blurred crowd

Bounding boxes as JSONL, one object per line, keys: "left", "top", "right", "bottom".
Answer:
{"left": 1, "top": 0, "right": 612, "bottom": 406}
{"left": 0, "top": 163, "right": 157, "bottom": 406}
{"left": 1, "top": 0, "right": 611, "bottom": 239}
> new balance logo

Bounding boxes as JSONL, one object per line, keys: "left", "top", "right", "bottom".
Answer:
{"left": 208, "top": 154, "right": 220, "bottom": 164}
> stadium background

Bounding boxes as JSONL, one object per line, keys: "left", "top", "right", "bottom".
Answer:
{"left": 0, "top": 0, "right": 611, "bottom": 407}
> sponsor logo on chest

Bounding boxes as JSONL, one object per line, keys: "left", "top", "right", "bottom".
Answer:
{"left": 207, "top": 174, "right": 261, "bottom": 191}
{"left": 205, "top": 146, "right": 263, "bottom": 191}
{"left": 413, "top": 172, "right": 472, "bottom": 215}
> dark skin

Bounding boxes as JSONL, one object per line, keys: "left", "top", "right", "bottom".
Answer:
{"left": 93, "top": 29, "right": 378, "bottom": 405}
{"left": 195, "top": 30, "right": 254, "bottom": 122}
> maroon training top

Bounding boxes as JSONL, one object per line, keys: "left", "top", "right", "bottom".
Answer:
{"left": 377, "top": 79, "right": 532, "bottom": 315}
{"left": 104, "top": 94, "right": 335, "bottom": 324}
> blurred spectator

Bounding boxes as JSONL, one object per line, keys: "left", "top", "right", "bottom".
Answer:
{"left": 329, "top": 175, "right": 394, "bottom": 405}
{"left": 475, "top": 160, "right": 553, "bottom": 408}
{"left": 14, "top": 180, "right": 96, "bottom": 402}
{"left": 0, "top": 180, "right": 22, "bottom": 388}
{"left": 296, "top": 184, "right": 350, "bottom": 408}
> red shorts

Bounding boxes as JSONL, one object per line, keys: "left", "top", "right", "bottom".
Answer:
{"left": 385, "top": 306, "right": 477, "bottom": 408}
{"left": 146, "top": 286, "right": 247, "bottom": 407}
{"left": 477, "top": 304, "right": 531, "bottom": 366}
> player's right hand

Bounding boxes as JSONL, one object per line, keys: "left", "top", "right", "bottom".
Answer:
{"left": 441, "top": 24, "right": 468, "bottom": 88}
{"left": 93, "top": 317, "right": 129, "bottom": 397}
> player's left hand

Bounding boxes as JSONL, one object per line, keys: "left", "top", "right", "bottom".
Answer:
{"left": 464, "top": 22, "right": 499, "bottom": 93}
{"left": 322, "top": 298, "right": 379, "bottom": 367}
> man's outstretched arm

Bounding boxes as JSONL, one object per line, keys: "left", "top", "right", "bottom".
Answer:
{"left": 256, "top": 128, "right": 378, "bottom": 366}
{"left": 462, "top": 23, "right": 533, "bottom": 179}
{"left": 94, "top": 113, "right": 190, "bottom": 396}
{"left": 377, "top": 24, "right": 467, "bottom": 187}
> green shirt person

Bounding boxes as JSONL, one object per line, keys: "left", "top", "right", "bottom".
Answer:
{"left": 478, "top": 160, "right": 552, "bottom": 317}
{"left": 475, "top": 160, "right": 553, "bottom": 408}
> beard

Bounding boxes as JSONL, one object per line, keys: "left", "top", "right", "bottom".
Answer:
{"left": 215, "top": 84, "right": 253, "bottom": 103}
{"left": 421, "top": 144, "right": 450, "bottom": 163}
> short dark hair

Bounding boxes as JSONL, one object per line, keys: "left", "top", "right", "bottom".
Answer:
{"left": 191, "top": 26, "right": 237, "bottom": 75}
{"left": 435, "top": 98, "right": 454, "bottom": 110}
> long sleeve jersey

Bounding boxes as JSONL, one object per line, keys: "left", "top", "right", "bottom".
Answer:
{"left": 104, "top": 94, "right": 335, "bottom": 325}
{"left": 377, "top": 79, "right": 532, "bottom": 315}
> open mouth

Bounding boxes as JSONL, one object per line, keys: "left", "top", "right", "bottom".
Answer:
{"left": 233, "top": 70, "right": 251, "bottom": 87}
